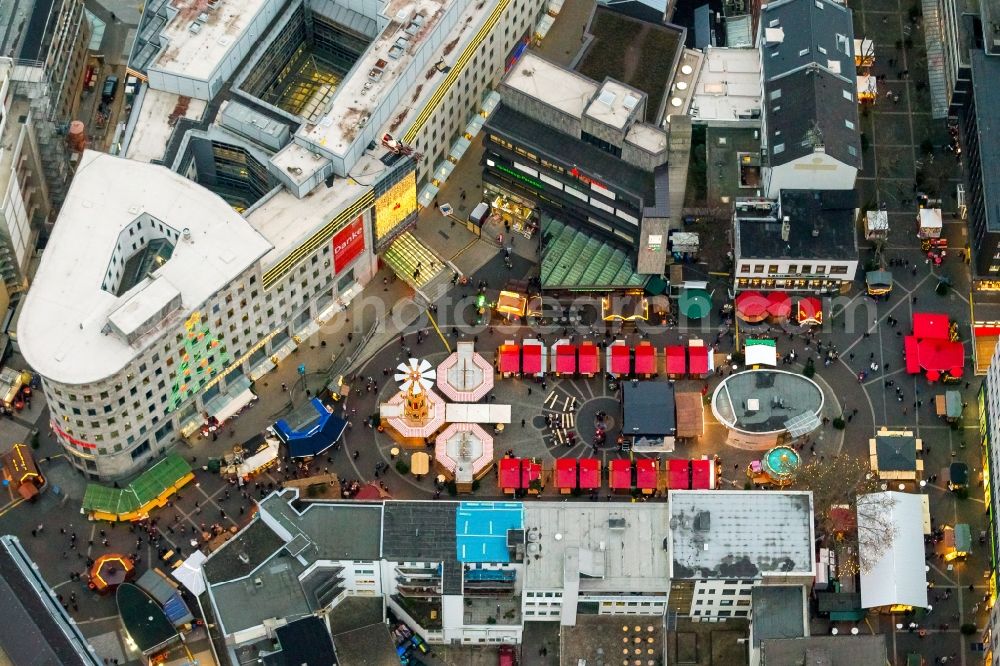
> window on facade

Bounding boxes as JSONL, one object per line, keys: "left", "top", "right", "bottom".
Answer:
{"left": 768, "top": 265, "right": 779, "bottom": 274}
{"left": 830, "top": 265, "right": 849, "bottom": 274}
{"left": 753, "top": 265, "right": 765, "bottom": 274}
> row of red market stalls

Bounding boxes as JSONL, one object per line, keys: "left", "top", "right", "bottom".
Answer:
{"left": 904, "top": 313, "right": 965, "bottom": 383}
{"left": 498, "top": 340, "right": 714, "bottom": 378}
{"left": 498, "top": 456, "right": 718, "bottom": 494}
{"left": 735, "top": 291, "right": 823, "bottom": 325}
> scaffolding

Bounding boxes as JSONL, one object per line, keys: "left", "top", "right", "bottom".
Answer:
{"left": 9, "top": 63, "right": 71, "bottom": 209}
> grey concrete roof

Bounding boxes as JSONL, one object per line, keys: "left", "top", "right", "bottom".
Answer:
{"left": 711, "top": 369, "right": 824, "bottom": 435}
{"left": 759, "top": 635, "right": 888, "bottom": 665}
{"left": 668, "top": 490, "right": 814, "bottom": 579}
{"left": 332, "top": 623, "right": 400, "bottom": 666}
{"left": 203, "top": 518, "right": 286, "bottom": 584}
{"left": 259, "top": 492, "right": 382, "bottom": 561}
{"left": 751, "top": 586, "right": 805, "bottom": 647}
{"left": 211, "top": 554, "right": 310, "bottom": 635}
{"left": 523, "top": 503, "right": 672, "bottom": 591}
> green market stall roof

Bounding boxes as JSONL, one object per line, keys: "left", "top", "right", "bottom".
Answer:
{"left": 678, "top": 288, "right": 711, "bottom": 319}
{"left": 541, "top": 217, "right": 647, "bottom": 290}
{"left": 82, "top": 454, "right": 193, "bottom": 520}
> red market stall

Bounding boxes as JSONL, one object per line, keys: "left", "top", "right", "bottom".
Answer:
{"left": 499, "top": 458, "right": 520, "bottom": 494}
{"left": 522, "top": 459, "right": 542, "bottom": 494}
{"left": 579, "top": 343, "right": 600, "bottom": 376}
{"left": 609, "top": 459, "right": 632, "bottom": 492}
{"left": 766, "top": 291, "right": 792, "bottom": 319}
{"left": 636, "top": 459, "right": 657, "bottom": 494}
{"left": 579, "top": 458, "right": 601, "bottom": 490}
{"left": 904, "top": 336, "right": 920, "bottom": 374}
{"left": 797, "top": 297, "right": 823, "bottom": 325}
{"left": 665, "top": 346, "right": 686, "bottom": 376}
{"left": 555, "top": 344, "right": 577, "bottom": 375}
{"left": 522, "top": 342, "right": 543, "bottom": 376}
{"left": 555, "top": 458, "right": 577, "bottom": 494}
{"left": 609, "top": 344, "right": 631, "bottom": 375}
{"left": 635, "top": 343, "right": 656, "bottom": 375}
{"left": 668, "top": 459, "right": 690, "bottom": 489}
{"left": 913, "top": 312, "right": 950, "bottom": 340}
{"left": 498, "top": 344, "right": 520, "bottom": 375}
{"left": 691, "top": 459, "right": 716, "bottom": 489}
{"left": 688, "top": 346, "right": 711, "bottom": 377}
{"left": 735, "top": 290, "right": 769, "bottom": 323}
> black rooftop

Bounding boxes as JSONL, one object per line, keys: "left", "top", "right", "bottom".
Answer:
{"left": 737, "top": 189, "right": 858, "bottom": 260}
{"left": 760, "top": 0, "right": 855, "bottom": 82}
{"left": 622, "top": 380, "right": 676, "bottom": 436}
{"left": 262, "top": 616, "right": 336, "bottom": 666}
{"left": 382, "top": 502, "right": 462, "bottom": 594}
{"left": 971, "top": 51, "right": 1000, "bottom": 232}
{"left": 874, "top": 434, "right": 918, "bottom": 472}
{"left": 487, "top": 104, "right": 657, "bottom": 204}
{"left": 751, "top": 586, "right": 806, "bottom": 647}
{"left": 763, "top": 69, "right": 861, "bottom": 169}
{"left": 0, "top": 536, "right": 99, "bottom": 666}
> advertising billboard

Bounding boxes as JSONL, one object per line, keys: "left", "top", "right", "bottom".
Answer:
{"left": 333, "top": 215, "right": 366, "bottom": 274}
{"left": 374, "top": 171, "right": 417, "bottom": 241}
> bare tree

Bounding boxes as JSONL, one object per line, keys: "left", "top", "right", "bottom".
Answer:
{"left": 791, "top": 454, "right": 896, "bottom": 574}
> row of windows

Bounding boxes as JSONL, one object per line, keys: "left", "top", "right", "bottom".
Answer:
{"left": 739, "top": 263, "right": 850, "bottom": 275}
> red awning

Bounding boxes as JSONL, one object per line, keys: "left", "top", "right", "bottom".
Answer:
{"left": 499, "top": 345, "right": 519, "bottom": 373}
{"left": 913, "top": 312, "right": 950, "bottom": 340}
{"left": 522, "top": 460, "right": 542, "bottom": 488}
{"left": 556, "top": 345, "right": 577, "bottom": 374}
{"left": 797, "top": 297, "right": 823, "bottom": 325}
{"left": 499, "top": 458, "right": 520, "bottom": 489}
{"left": 522, "top": 344, "right": 542, "bottom": 374}
{"left": 668, "top": 459, "right": 690, "bottom": 489}
{"left": 635, "top": 344, "right": 656, "bottom": 374}
{"left": 766, "top": 291, "right": 792, "bottom": 318}
{"left": 609, "top": 459, "right": 632, "bottom": 489}
{"left": 555, "top": 458, "right": 577, "bottom": 489}
{"left": 579, "top": 458, "right": 600, "bottom": 489}
{"left": 691, "top": 459, "right": 714, "bottom": 489}
{"left": 735, "top": 290, "right": 769, "bottom": 321}
{"left": 917, "top": 338, "right": 964, "bottom": 371}
{"left": 636, "top": 459, "right": 657, "bottom": 489}
{"left": 688, "top": 346, "right": 710, "bottom": 375}
{"left": 610, "top": 345, "right": 630, "bottom": 374}
{"left": 904, "top": 336, "right": 920, "bottom": 374}
{"left": 665, "top": 346, "right": 686, "bottom": 374}
{"left": 579, "top": 343, "right": 599, "bottom": 375}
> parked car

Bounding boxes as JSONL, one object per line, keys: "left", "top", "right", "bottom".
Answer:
{"left": 101, "top": 75, "right": 118, "bottom": 101}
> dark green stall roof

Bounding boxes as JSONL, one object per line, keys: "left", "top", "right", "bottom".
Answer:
{"left": 541, "top": 217, "right": 646, "bottom": 291}
{"left": 82, "top": 453, "right": 191, "bottom": 516}
{"left": 116, "top": 583, "right": 178, "bottom": 653}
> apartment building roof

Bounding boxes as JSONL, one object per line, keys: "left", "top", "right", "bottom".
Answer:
{"left": 17, "top": 151, "right": 272, "bottom": 385}
{"left": 150, "top": 0, "right": 274, "bottom": 82}
{"left": 971, "top": 51, "right": 1000, "bottom": 232}
{"left": 760, "top": 0, "right": 855, "bottom": 82}
{"left": 0, "top": 536, "right": 100, "bottom": 666}
{"left": 668, "top": 490, "right": 814, "bottom": 580}
{"left": 690, "top": 47, "right": 762, "bottom": 123}
{"left": 759, "top": 635, "right": 888, "bottom": 665}
{"left": 504, "top": 51, "right": 600, "bottom": 118}
{"left": 523, "top": 503, "right": 672, "bottom": 592}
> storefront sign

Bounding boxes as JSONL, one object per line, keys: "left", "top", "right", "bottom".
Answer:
{"left": 333, "top": 216, "right": 366, "bottom": 273}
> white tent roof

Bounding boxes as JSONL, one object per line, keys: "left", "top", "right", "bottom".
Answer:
{"left": 172, "top": 550, "right": 208, "bottom": 596}
{"left": 858, "top": 492, "right": 928, "bottom": 609}
{"left": 745, "top": 341, "right": 777, "bottom": 367}
{"left": 919, "top": 208, "right": 943, "bottom": 229}
{"left": 445, "top": 403, "right": 511, "bottom": 424}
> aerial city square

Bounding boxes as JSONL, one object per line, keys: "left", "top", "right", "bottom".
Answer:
{"left": 0, "top": 0, "right": 996, "bottom": 664}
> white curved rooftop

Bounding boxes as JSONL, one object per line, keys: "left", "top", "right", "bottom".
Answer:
{"left": 18, "top": 151, "right": 272, "bottom": 385}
